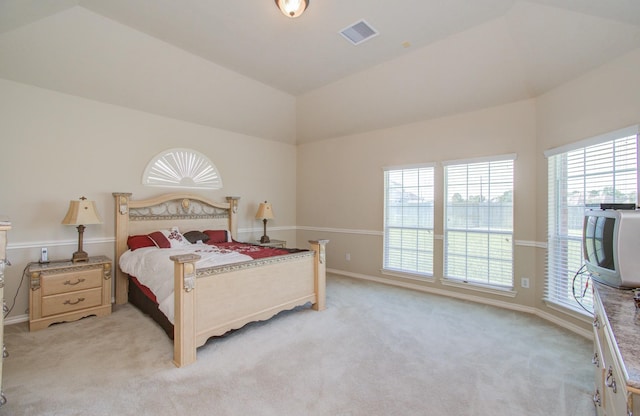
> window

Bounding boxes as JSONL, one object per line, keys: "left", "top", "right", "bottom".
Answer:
{"left": 143, "top": 148, "right": 223, "bottom": 189}
{"left": 546, "top": 127, "right": 638, "bottom": 313}
{"left": 383, "top": 165, "right": 435, "bottom": 277}
{"left": 444, "top": 155, "right": 515, "bottom": 288}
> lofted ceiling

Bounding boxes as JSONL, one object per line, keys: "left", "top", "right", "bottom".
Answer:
{"left": 1, "top": 0, "right": 639, "bottom": 142}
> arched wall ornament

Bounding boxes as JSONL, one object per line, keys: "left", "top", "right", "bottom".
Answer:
{"left": 142, "top": 148, "right": 223, "bottom": 190}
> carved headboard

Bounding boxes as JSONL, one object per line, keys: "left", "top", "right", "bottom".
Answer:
{"left": 112, "top": 192, "right": 240, "bottom": 304}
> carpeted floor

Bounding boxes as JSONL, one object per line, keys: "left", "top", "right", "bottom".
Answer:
{"left": 1, "top": 274, "right": 595, "bottom": 415}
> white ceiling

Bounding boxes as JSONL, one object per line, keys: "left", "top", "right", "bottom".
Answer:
{"left": 1, "top": 0, "right": 639, "bottom": 97}
{"left": 1, "top": 0, "right": 639, "bottom": 143}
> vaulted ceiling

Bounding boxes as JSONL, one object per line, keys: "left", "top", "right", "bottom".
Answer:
{"left": 1, "top": 0, "right": 639, "bottom": 143}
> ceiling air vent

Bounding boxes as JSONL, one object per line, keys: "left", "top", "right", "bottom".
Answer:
{"left": 339, "top": 20, "right": 379, "bottom": 46}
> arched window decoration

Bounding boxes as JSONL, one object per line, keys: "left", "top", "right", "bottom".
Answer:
{"left": 142, "top": 148, "right": 223, "bottom": 190}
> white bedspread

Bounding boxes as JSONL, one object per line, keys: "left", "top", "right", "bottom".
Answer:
{"left": 119, "top": 244, "right": 252, "bottom": 323}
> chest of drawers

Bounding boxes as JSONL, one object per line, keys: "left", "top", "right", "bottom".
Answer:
{"left": 28, "top": 256, "right": 112, "bottom": 331}
{"left": 592, "top": 283, "right": 640, "bottom": 416}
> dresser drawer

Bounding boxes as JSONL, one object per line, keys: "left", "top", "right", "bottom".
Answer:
{"left": 602, "top": 326, "right": 630, "bottom": 415}
{"left": 41, "top": 287, "right": 102, "bottom": 317}
{"left": 41, "top": 268, "right": 102, "bottom": 296}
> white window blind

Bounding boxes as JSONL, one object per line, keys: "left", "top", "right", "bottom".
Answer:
{"left": 444, "top": 156, "right": 514, "bottom": 288}
{"left": 546, "top": 131, "right": 638, "bottom": 313}
{"left": 143, "top": 148, "right": 222, "bottom": 189}
{"left": 383, "top": 165, "right": 435, "bottom": 276}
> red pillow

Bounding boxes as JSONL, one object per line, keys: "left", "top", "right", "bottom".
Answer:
{"left": 203, "top": 230, "right": 229, "bottom": 243}
{"left": 127, "top": 235, "right": 156, "bottom": 251}
{"left": 148, "top": 231, "right": 171, "bottom": 248}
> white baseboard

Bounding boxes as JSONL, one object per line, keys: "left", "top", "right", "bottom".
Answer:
{"left": 5, "top": 314, "right": 28, "bottom": 325}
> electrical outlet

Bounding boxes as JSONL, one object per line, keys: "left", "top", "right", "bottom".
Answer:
{"left": 521, "top": 277, "right": 530, "bottom": 289}
{"left": 345, "top": 253, "right": 351, "bottom": 261}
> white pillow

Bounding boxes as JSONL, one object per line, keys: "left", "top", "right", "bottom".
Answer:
{"left": 161, "top": 227, "right": 191, "bottom": 248}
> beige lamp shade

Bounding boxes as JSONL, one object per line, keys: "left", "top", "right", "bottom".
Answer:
{"left": 61, "top": 198, "right": 103, "bottom": 226}
{"left": 62, "top": 197, "right": 102, "bottom": 262}
{"left": 255, "top": 202, "right": 274, "bottom": 220}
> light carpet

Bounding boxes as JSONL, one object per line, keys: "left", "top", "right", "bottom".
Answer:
{"left": 1, "top": 274, "right": 595, "bottom": 415}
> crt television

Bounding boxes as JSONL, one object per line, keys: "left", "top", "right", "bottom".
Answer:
{"left": 583, "top": 208, "right": 640, "bottom": 289}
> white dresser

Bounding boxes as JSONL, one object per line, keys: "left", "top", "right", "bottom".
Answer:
{"left": 592, "top": 282, "right": 640, "bottom": 415}
{"left": 0, "top": 218, "right": 10, "bottom": 407}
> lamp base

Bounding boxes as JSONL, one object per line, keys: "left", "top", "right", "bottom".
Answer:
{"left": 71, "top": 251, "right": 89, "bottom": 263}
{"left": 72, "top": 224, "right": 89, "bottom": 263}
{"left": 260, "top": 218, "right": 271, "bottom": 244}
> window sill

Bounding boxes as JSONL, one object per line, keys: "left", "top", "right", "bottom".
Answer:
{"left": 440, "top": 278, "right": 517, "bottom": 298}
{"left": 543, "top": 299, "right": 592, "bottom": 320}
{"left": 381, "top": 269, "right": 435, "bottom": 283}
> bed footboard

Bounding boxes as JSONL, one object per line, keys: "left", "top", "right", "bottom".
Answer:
{"left": 171, "top": 239, "right": 328, "bottom": 367}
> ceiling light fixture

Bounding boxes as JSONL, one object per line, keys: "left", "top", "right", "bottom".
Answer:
{"left": 275, "top": 0, "right": 309, "bottom": 18}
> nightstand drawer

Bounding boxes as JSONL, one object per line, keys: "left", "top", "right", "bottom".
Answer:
{"left": 28, "top": 256, "right": 112, "bottom": 331}
{"left": 41, "top": 268, "right": 102, "bottom": 296}
{"left": 42, "top": 287, "right": 102, "bottom": 317}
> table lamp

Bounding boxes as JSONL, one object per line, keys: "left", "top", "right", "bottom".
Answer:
{"left": 255, "top": 201, "right": 274, "bottom": 244}
{"left": 62, "top": 196, "right": 103, "bottom": 262}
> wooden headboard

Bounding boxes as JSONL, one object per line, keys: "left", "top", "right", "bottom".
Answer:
{"left": 112, "top": 192, "right": 240, "bottom": 304}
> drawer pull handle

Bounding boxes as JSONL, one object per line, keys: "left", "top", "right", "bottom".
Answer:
{"left": 63, "top": 297, "right": 85, "bottom": 306}
{"left": 593, "top": 316, "right": 601, "bottom": 329}
{"left": 592, "top": 390, "right": 601, "bottom": 407}
{"left": 592, "top": 352, "right": 600, "bottom": 367}
{"left": 2, "top": 345, "right": 8, "bottom": 359}
{"left": 606, "top": 367, "right": 617, "bottom": 393}
{"left": 64, "top": 278, "right": 86, "bottom": 286}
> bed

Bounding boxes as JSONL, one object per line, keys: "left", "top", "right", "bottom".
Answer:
{"left": 112, "top": 192, "right": 328, "bottom": 367}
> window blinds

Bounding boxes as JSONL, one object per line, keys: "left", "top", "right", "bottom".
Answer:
{"left": 383, "top": 165, "right": 435, "bottom": 276}
{"left": 444, "top": 156, "right": 514, "bottom": 288}
{"left": 546, "top": 131, "right": 638, "bottom": 313}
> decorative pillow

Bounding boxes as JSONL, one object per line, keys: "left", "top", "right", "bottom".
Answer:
{"left": 148, "top": 231, "right": 171, "bottom": 249}
{"left": 183, "top": 230, "right": 210, "bottom": 244}
{"left": 203, "top": 230, "right": 231, "bottom": 243}
{"left": 127, "top": 235, "right": 156, "bottom": 251}
{"left": 161, "top": 228, "right": 191, "bottom": 248}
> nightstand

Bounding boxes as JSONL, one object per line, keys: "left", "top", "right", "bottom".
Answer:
{"left": 255, "top": 239, "right": 286, "bottom": 248}
{"left": 28, "top": 256, "right": 112, "bottom": 331}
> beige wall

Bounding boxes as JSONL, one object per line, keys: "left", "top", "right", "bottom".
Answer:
{"left": 297, "top": 99, "right": 539, "bottom": 308}
{"left": 0, "top": 78, "right": 298, "bottom": 321}
{"left": 297, "top": 47, "right": 640, "bottom": 334}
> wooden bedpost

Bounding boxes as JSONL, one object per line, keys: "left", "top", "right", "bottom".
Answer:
{"left": 112, "top": 193, "right": 132, "bottom": 305}
{"left": 171, "top": 253, "right": 200, "bottom": 368}
{"left": 309, "top": 240, "right": 329, "bottom": 311}
{"left": 225, "top": 196, "right": 240, "bottom": 240}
